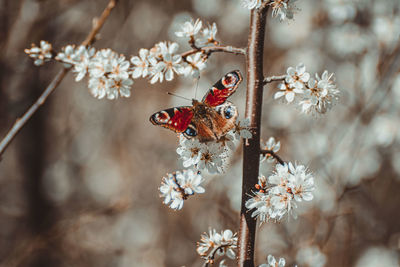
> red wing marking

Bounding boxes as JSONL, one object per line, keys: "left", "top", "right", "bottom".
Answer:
{"left": 150, "top": 107, "right": 193, "bottom": 133}
{"left": 203, "top": 70, "right": 242, "bottom": 107}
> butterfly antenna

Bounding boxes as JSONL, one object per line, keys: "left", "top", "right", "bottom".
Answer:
{"left": 194, "top": 77, "right": 200, "bottom": 100}
{"left": 167, "top": 92, "right": 191, "bottom": 102}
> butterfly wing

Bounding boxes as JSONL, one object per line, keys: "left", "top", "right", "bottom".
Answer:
{"left": 202, "top": 70, "right": 243, "bottom": 107}
{"left": 149, "top": 106, "right": 194, "bottom": 133}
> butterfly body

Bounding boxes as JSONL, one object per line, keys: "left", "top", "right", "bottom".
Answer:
{"left": 150, "top": 70, "right": 242, "bottom": 142}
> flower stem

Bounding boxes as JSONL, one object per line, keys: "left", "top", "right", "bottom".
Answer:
{"left": 238, "top": 6, "right": 269, "bottom": 267}
{"left": 0, "top": 0, "right": 118, "bottom": 159}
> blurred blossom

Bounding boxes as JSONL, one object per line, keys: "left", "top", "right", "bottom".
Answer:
{"left": 241, "top": 0, "right": 263, "bottom": 10}
{"left": 258, "top": 254, "right": 286, "bottom": 267}
{"left": 83, "top": 159, "right": 124, "bottom": 204}
{"left": 355, "top": 247, "right": 399, "bottom": 267}
{"left": 328, "top": 24, "right": 371, "bottom": 57}
{"left": 323, "top": 0, "right": 357, "bottom": 23}
{"left": 159, "top": 169, "right": 205, "bottom": 210}
{"left": 296, "top": 245, "right": 327, "bottom": 267}
{"left": 197, "top": 229, "right": 238, "bottom": 261}
{"left": 372, "top": 16, "right": 400, "bottom": 49}
{"left": 24, "top": 40, "right": 52, "bottom": 66}
{"left": 370, "top": 114, "right": 399, "bottom": 147}
{"left": 42, "top": 160, "right": 73, "bottom": 203}
{"left": 192, "top": 0, "right": 223, "bottom": 17}
{"left": 391, "top": 151, "right": 400, "bottom": 179}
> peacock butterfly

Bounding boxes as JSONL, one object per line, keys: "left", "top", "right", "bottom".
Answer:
{"left": 149, "top": 70, "right": 243, "bottom": 142}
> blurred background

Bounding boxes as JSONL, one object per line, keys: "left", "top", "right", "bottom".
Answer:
{"left": 0, "top": 0, "right": 400, "bottom": 266}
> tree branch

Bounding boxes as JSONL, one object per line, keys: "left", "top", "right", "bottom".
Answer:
{"left": 238, "top": 6, "right": 269, "bottom": 267}
{"left": 263, "top": 74, "right": 286, "bottom": 85}
{"left": 181, "top": 45, "right": 246, "bottom": 59}
{"left": 202, "top": 244, "right": 231, "bottom": 267}
{"left": 0, "top": 0, "right": 118, "bottom": 159}
{"left": 260, "top": 149, "right": 284, "bottom": 165}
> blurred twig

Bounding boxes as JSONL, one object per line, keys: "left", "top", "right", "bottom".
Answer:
{"left": 0, "top": 0, "right": 119, "bottom": 159}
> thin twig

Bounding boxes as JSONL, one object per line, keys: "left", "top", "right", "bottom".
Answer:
{"left": 0, "top": 0, "right": 118, "bottom": 159}
{"left": 181, "top": 45, "right": 246, "bottom": 59}
{"left": 263, "top": 74, "right": 286, "bottom": 85}
{"left": 202, "top": 244, "right": 231, "bottom": 267}
{"left": 260, "top": 149, "right": 284, "bottom": 165}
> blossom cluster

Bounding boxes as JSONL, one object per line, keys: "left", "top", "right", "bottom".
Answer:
{"left": 26, "top": 43, "right": 134, "bottom": 100}
{"left": 246, "top": 162, "right": 315, "bottom": 223}
{"left": 159, "top": 169, "right": 205, "bottom": 210}
{"left": 241, "top": 0, "right": 297, "bottom": 21}
{"left": 24, "top": 19, "right": 221, "bottom": 100}
{"left": 24, "top": 40, "right": 53, "bottom": 66}
{"left": 197, "top": 229, "right": 238, "bottom": 263}
{"left": 177, "top": 119, "right": 252, "bottom": 174}
{"left": 131, "top": 18, "right": 219, "bottom": 82}
{"left": 273, "top": 63, "right": 340, "bottom": 114}
{"left": 160, "top": 119, "right": 251, "bottom": 210}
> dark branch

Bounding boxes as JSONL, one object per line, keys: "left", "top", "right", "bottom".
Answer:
{"left": 202, "top": 244, "right": 231, "bottom": 267}
{"left": 260, "top": 149, "right": 285, "bottom": 165}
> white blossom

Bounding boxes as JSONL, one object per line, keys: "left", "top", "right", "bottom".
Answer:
{"left": 234, "top": 118, "right": 253, "bottom": 140}
{"left": 274, "top": 82, "right": 299, "bottom": 103}
{"left": 197, "top": 229, "right": 238, "bottom": 260}
{"left": 285, "top": 63, "right": 310, "bottom": 91}
{"left": 246, "top": 162, "right": 315, "bottom": 223}
{"left": 130, "top": 48, "right": 150, "bottom": 79}
{"left": 87, "top": 49, "right": 133, "bottom": 99}
{"left": 175, "top": 18, "right": 203, "bottom": 38}
{"left": 177, "top": 135, "right": 230, "bottom": 174}
{"left": 300, "top": 70, "right": 340, "bottom": 114}
{"left": 261, "top": 137, "right": 281, "bottom": 163}
{"left": 183, "top": 52, "right": 207, "bottom": 78}
{"left": 159, "top": 169, "right": 204, "bottom": 210}
{"left": 296, "top": 246, "right": 327, "bottom": 267}
{"left": 197, "top": 142, "right": 228, "bottom": 174}
{"left": 55, "top": 45, "right": 78, "bottom": 67}
{"left": 149, "top": 42, "right": 183, "bottom": 83}
{"left": 177, "top": 136, "right": 202, "bottom": 168}
{"left": 242, "top": 0, "right": 263, "bottom": 10}
{"left": 269, "top": 0, "right": 297, "bottom": 21}
{"left": 196, "top": 22, "right": 218, "bottom": 46}
{"left": 72, "top": 46, "right": 96, "bottom": 81}
{"left": 24, "top": 40, "right": 53, "bottom": 66}
{"left": 258, "top": 255, "right": 286, "bottom": 267}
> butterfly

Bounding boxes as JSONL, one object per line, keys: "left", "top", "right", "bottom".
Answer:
{"left": 149, "top": 70, "right": 243, "bottom": 142}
